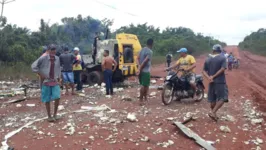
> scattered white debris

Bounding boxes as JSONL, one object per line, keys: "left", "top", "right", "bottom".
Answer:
{"left": 140, "top": 136, "right": 149, "bottom": 142}
{"left": 58, "top": 105, "right": 65, "bottom": 111}
{"left": 106, "top": 95, "right": 112, "bottom": 98}
{"left": 256, "top": 138, "right": 263, "bottom": 144}
{"left": 157, "top": 140, "right": 174, "bottom": 148}
{"left": 122, "top": 95, "right": 133, "bottom": 101}
{"left": 222, "top": 115, "right": 235, "bottom": 122}
{"left": 16, "top": 104, "right": 22, "bottom": 108}
{"left": 166, "top": 117, "right": 175, "bottom": 121}
{"left": 204, "top": 93, "right": 208, "bottom": 98}
{"left": 127, "top": 113, "right": 137, "bottom": 122}
{"left": 101, "top": 83, "right": 106, "bottom": 87}
{"left": 151, "top": 80, "right": 156, "bottom": 84}
{"left": 153, "top": 128, "right": 163, "bottom": 134}
{"left": 220, "top": 126, "right": 231, "bottom": 133}
{"left": 62, "top": 123, "right": 75, "bottom": 135}
{"left": 251, "top": 118, "right": 263, "bottom": 125}
{"left": 26, "top": 104, "right": 35, "bottom": 107}
{"left": 150, "top": 92, "right": 156, "bottom": 96}
{"left": 89, "top": 136, "right": 95, "bottom": 141}
{"left": 244, "top": 141, "right": 249, "bottom": 145}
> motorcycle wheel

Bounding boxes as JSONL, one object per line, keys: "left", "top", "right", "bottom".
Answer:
{"left": 195, "top": 85, "right": 204, "bottom": 102}
{"left": 162, "top": 83, "right": 174, "bottom": 105}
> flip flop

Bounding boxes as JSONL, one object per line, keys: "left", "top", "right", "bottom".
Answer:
{"left": 47, "top": 117, "right": 55, "bottom": 122}
{"left": 53, "top": 115, "right": 63, "bottom": 120}
{"left": 208, "top": 113, "right": 218, "bottom": 122}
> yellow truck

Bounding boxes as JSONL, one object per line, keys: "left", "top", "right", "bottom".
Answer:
{"left": 81, "top": 33, "right": 142, "bottom": 85}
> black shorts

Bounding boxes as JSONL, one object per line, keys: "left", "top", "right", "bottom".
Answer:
{"left": 208, "top": 83, "right": 228, "bottom": 103}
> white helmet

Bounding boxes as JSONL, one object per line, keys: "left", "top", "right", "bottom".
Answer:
{"left": 74, "top": 47, "right": 80, "bottom": 51}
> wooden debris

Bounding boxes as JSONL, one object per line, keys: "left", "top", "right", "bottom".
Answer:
{"left": 173, "top": 121, "right": 216, "bottom": 150}
{"left": 4, "top": 97, "right": 26, "bottom": 104}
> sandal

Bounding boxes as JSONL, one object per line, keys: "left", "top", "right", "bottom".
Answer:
{"left": 47, "top": 117, "right": 55, "bottom": 122}
{"left": 53, "top": 115, "right": 62, "bottom": 120}
{"left": 208, "top": 113, "right": 218, "bottom": 122}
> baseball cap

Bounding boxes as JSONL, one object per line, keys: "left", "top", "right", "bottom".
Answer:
{"left": 74, "top": 47, "right": 80, "bottom": 51}
{"left": 177, "top": 48, "right": 188, "bottom": 53}
{"left": 212, "top": 44, "right": 222, "bottom": 52}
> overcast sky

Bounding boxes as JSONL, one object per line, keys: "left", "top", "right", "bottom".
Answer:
{"left": 3, "top": 0, "right": 266, "bottom": 45}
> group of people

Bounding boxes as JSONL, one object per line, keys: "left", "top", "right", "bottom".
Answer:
{"left": 31, "top": 44, "right": 117, "bottom": 122}
{"left": 222, "top": 51, "right": 239, "bottom": 70}
{"left": 137, "top": 41, "right": 228, "bottom": 121}
{"left": 31, "top": 45, "right": 83, "bottom": 122}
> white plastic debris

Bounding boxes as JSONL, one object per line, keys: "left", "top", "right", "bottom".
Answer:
{"left": 220, "top": 126, "right": 231, "bottom": 133}
{"left": 256, "top": 138, "right": 263, "bottom": 144}
{"left": 153, "top": 128, "right": 163, "bottom": 134}
{"left": 150, "top": 92, "right": 156, "bottom": 96}
{"left": 16, "top": 104, "right": 22, "bottom": 108}
{"left": 127, "top": 113, "right": 137, "bottom": 122}
{"left": 101, "top": 83, "right": 106, "bottom": 87}
{"left": 151, "top": 80, "right": 156, "bottom": 84}
{"left": 122, "top": 95, "right": 133, "bottom": 101}
{"left": 58, "top": 105, "right": 65, "bottom": 111}
{"left": 26, "top": 104, "right": 35, "bottom": 107}
{"left": 251, "top": 118, "right": 263, "bottom": 125}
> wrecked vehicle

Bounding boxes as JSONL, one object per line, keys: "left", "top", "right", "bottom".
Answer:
{"left": 81, "top": 33, "right": 142, "bottom": 85}
{"left": 161, "top": 69, "right": 205, "bottom": 105}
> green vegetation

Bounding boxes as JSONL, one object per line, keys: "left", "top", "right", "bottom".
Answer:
{"left": 239, "top": 28, "right": 266, "bottom": 55}
{"left": 0, "top": 15, "right": 226, "bottom": 79}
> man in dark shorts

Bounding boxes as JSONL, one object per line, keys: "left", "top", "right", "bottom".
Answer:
{"left": 137, "top": 39, "right": 153, "bottom": 106}
{"left": 203, "top": 44, "right": 228, "bottom": 121}
{"left": 60, "top": 47, "right": 76, "bottom": 95}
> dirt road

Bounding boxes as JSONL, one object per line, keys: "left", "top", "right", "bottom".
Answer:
{"left": 1, "top": 46, "right": 266, "bottom": 150}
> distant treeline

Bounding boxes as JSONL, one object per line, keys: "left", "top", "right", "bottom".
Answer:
{"left": 0, "top": 15, "right": 226, "bottom": 65}
{"left": 239, "top": 28, "right": 266, "bottom": 55}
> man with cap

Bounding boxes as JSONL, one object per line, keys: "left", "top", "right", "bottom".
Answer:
{"left": 166, "top": 52, "right": 173, "bottom": 67}
{"left": 60, "top": 47, "right": 76, "bottom": 95}
{"left": 31, "top": 44, "right": 61, "bottom": 122}
{"left": 166, "top": 48, "right": 197, "bottom": 100}
{"left": 73, "top": 47, "right": 83, "bottom": 92}
{"left": 202, "top": 44, "right": 228, "bottom": 121}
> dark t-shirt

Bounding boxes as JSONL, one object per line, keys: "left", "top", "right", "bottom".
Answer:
{"left": 203, "top": 54, "right": 227, "bottom": 83}
{"left": 166, "top": 54, "right": 172, "bottom": 61}
{"left": 60, "top": 53, "right": 76, "bottom": 72}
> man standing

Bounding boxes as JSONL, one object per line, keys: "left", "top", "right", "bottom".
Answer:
{"left": 137, "top": 39, "right": 153, "bottom": 106}
{"left": 31, "top": 44, "right": 61, "bottom": 122}
{"left": 166, "top": 48, "right": 197, "bottom": 100}
{"left": 92, "top": 32, "right": 100, "bottom": 64}
{"left": 73, "top": 47, "right": 83, "bottom": 92}
{"left": 166, "top": 53, "right": 172, "bottom": 67}
{"left": 60, "top": 47, "right": 76, "bottom": 95}
{"left": 227, "top": 52, "right": 234, "bottom": 70}
{"left": 102, "top": 50, "right": 117, "bottom": 95}
{"left": 202, "top": 44, "right": 228, "bottom": 121}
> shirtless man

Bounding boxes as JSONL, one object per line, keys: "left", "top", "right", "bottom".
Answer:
{"left": 102, "top": 50, "right": 117, "bottom": 95}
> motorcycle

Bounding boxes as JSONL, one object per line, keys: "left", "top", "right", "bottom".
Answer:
{"left": 161, "top": 69, "right": 205, "bottom": 105}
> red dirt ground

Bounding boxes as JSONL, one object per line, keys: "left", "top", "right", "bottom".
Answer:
{"left": 1, "top": 46, "right": 266, "bottom": 150}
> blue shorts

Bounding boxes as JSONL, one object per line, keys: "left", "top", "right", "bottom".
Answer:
{"left": 62, "top": 72, "right": 74, "bottom": 84}
{"left": 41, "top": 85, "right": 61, "bottom": 103}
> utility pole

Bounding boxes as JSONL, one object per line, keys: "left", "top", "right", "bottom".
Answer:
{"left": 0, "top": 0, "right": 15, "bottom": 20}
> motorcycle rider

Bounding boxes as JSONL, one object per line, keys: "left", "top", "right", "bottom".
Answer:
{"left": 227, "top": 52, "right": 234, "bottom": 70}
{"left": 202, "top": 44, "right": 228, "bottom": 121}
{"left": 165, "top": 48, "right": 198, "bottom": 100}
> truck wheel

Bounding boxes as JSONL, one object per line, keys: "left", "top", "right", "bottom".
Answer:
{"left": 81, "top": 72, "right": 90, "bottom": 84}
{"left": 87, "top": 71, "right": 103, "bottom": 85}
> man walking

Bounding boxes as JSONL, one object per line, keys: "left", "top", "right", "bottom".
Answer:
{"left": 202, "top": 44, "right": 228, "bottom": 121}
{"left": 166, "top": 53, "right": 172, "bottom": 67}
{"left": 102, "top": 50, "right": 117, "bottom": 95}
{"left": 92, "top": 32, "right": 100, "bottom": 64}
{"left": 137, "top": 39, "right": 153, "bottom": 106}
{"left": 60, "top": 47, "right": 76, "bottom": 95}
{"left": 73, "top": 47, "right": 83, "bottom": 92}
{"left": 31, "top": 44, "right": 61, "bottom": 122}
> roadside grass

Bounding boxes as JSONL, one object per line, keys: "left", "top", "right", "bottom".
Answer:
{"left": 0, "top": 62, "right": 36, "bottom": 81}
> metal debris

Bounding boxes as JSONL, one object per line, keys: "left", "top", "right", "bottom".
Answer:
{"left": 219, "top": 126, "right": 231, "bottom": 133}
{"left": 127, "top": 113, "right": 137, "bottom": 122}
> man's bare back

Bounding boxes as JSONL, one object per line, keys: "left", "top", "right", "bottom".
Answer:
{"left": 102, "top": 56, "right": 115, "bottom": 70}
